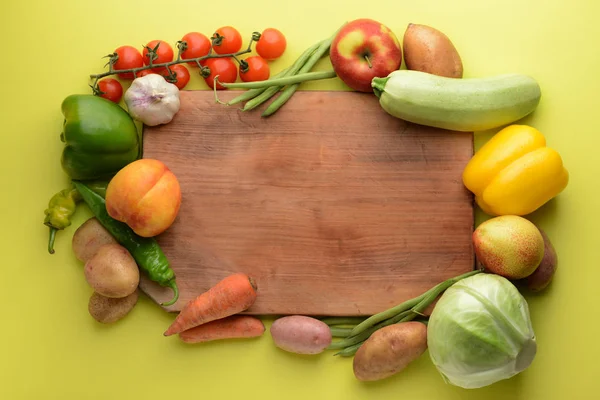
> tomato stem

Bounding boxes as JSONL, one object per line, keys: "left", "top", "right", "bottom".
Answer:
{"left": 175, "top": 40, "right": 187, "bottom": 61}
{"left": 211, "top": 32, "right": 224, "bottom": 47}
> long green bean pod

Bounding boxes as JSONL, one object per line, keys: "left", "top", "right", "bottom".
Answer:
{"left": 242, "top": 40, "right": 323, "bottom": 111}
{"left": 335, "top": 342, "right": 364, "bottom": 357}
{"left": 348, "top": 269, "right": 482, "bottom": 337}
{"left": 328, "top": 309, "right": 413, "bottom": 350}
{"left": 319, "top": 317, "right": 367, "bottom": 326}
{"left": 221, "top": 71, "right": 336, "bottom": 90}
{"left": 330, "top": 271, "right": 482, "bottom": 355}
{"left": 347, "top": 293, "right": 426, "bottom": 337}
{"left": 262, "top": 31, "right": 338, "bottom": 117}
{"left": 226, "top": 67, "right": 291, "bottom": 106}
{"left": 329, "top": 327, "right": 354, "bottom": 338}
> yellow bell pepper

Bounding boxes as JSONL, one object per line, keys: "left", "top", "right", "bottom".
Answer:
{"left": 462, "top": 125, "right": 569, "bottom": 216}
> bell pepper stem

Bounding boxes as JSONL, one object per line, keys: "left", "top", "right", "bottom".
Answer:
{"left": 48, "top": 227, "right": 57, "bottom": 254}
{"left": 161, "top": 280, "right": 179, "bottom": 306}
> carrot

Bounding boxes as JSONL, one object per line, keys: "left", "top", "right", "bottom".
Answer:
{"left": 163, "top": 273, "right": 258, "bottom": 336}
{"left": 178, "top": 315, "right": 265, "bottom": 343}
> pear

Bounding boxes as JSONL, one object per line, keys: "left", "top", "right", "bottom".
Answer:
{"left": 522, "top": 227, "right": 558, "bottom": 292}
{"left": 473, "top": 215, "right": 544, "bottom": 280}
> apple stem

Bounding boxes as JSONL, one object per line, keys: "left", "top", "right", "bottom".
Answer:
{"left": 364, "top": 54, "right": 373, "bottom": 68}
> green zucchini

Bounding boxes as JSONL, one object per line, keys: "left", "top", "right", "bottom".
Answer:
{"left": 371, "top": 70, "right": 541, "bottom": 132}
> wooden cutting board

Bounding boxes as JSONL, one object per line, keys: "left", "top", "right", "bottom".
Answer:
{"left": 139, "top": 90, "right": 475, "bottom": 316}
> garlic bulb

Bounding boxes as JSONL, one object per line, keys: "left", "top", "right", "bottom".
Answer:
{"left": 124, "top": 74, "right": 181, "bottom": 126}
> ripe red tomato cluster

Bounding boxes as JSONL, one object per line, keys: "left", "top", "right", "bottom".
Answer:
{"left": 96, "top": 26, "right": 287, "bottom": 103}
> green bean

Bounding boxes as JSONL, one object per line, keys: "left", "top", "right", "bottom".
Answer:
{"left": 319, "top": 317, "right": 367, "bottom": 326}
{"left": 243, "top": 86, "right": 284, "bottom": 111}
{"left": 330, "top": 294, "right": 439, "bottom": 352}
{"left": 222, "top": 70, "right": 336, "bottom": 90}
{"left": 347, "top": 293, "right": 426, "bottom": 338}
{"left": 329, "top": 269, "right": 483, "bottom": 354}
{"left": 261, "top": 85, "right": 299, "bottom": 117}
{"left": 262, "top": 30, "right": 338, "bottom": 117}
{"left": 348, "top": 269, "right": 482, "bottom": 337}
{"left": 329, "top": 327, "right": 354, "bottom": 338}
{"left": 334, "top": 341, "right": 364, "bottom": 357}
{"left": 327, "top": 309, "right": 413, "bottom": 350}
{"left": 226, "top": 67, "right": 291, "bottom": 106}
{"left": 242, "top": 41, "right": 323, "bottom": 111}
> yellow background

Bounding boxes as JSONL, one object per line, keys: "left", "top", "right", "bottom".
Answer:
{"left": 2, "top": 0, "right": 598, "bottom": 399}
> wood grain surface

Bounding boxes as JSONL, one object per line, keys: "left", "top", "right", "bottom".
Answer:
{"left": 139, "top": 89, "right": 475, "bottom": 316}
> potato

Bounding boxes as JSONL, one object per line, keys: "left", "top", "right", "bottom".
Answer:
{"left": 353, "top": 321, "right": 427, "bottom": 381}
{"left": 84, "top": 243, "right": 140, "bottom": 298}
{"left": 88, "top": 290, "right": 138, "bottom": 324}
{"left": 72, "top": 217, "right": 117, "bottom": 263}
{"left": 270, "top": 315, "right": 332, "bottom": 355}
{"left": 403, "top": 23, "right": 464, "bottom": 78}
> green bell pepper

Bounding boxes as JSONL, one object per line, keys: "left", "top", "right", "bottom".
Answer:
{"left": 60, "top": 94, "right": 140, "bottom": 180}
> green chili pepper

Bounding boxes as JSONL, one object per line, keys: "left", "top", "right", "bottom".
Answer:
{"left": 72, "top": 180, "right": 179, "bottom": 306}
{"left": 44, "top": 180, "right": 108, "bottom": 254}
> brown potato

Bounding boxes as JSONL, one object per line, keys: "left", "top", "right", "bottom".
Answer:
{"left": 72, "top": 217, "right": 117, "bottom": 263}
{"left": 403, "top": 23, "right": 463, "bottom": 78}
{"left": 84, "top": 243, "right": 140, "bottom": 298}
{"left": 88, "top": 290, "right": 138, "bottom": 324}
{"left": 353, "top": 321, "right": 427, "bottom": 382}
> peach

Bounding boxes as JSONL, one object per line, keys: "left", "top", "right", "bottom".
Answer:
{"left": 105, "top": 159, "right": 181, "bottom": 237}
{"left": 473, "top": 215, "right": 544, "bottom": 280}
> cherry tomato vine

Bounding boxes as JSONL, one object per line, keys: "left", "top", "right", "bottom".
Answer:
{"left": 89, "top": 30, "right": 267, "bottom": 95}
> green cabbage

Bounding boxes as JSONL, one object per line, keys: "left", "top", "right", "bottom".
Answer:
{"left": 427, "top": 273, "right": 537, "bottom": 389}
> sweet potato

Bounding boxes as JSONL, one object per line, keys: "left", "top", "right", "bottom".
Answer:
{"left": 270, "top": 315, "right": 332, "bottom": 355}
{"left": 353, "top": 321, "right": 427, "bottom": 381}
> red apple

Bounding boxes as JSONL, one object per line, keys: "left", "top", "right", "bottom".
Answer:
{"left": 330, "top": 19, "right": 402, "bottom": 92}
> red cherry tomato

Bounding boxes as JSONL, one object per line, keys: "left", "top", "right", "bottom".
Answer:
{"left": 256, "top": 28, "right": 287, "bottom": 60}
{"left": 180, "top": 32, "right": 211, "bottom": 66}
{"left": 163, "top": 64, "right": 191, "bottom": 90}
{"left": 143, "top": 40, "right": 174, "bottom": 72}
{"left": 97, "top": 78, "right": 123, "bottom": 103}
{"left": 202, "top": 58, "right": 238, "bottom": 89}
{"left": 239, "top": 56, "right": 270, "bottom": 82}
{"left": 136, "top": 69, "right": 156, "bottom": 78}
{"left": 212, "top": 26, "right": 243, "bottom": 54}
{"left": 112, "top": 46, "right": 144, "bottom": 79}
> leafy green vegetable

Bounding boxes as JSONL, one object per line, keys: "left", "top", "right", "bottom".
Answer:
{"left": 427, "top": 273, "right": 537, "bottom": 389}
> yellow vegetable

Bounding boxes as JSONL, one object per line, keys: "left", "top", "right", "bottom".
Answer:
{"left": 462, "top": 125, "right": 569, "bottom": 216}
